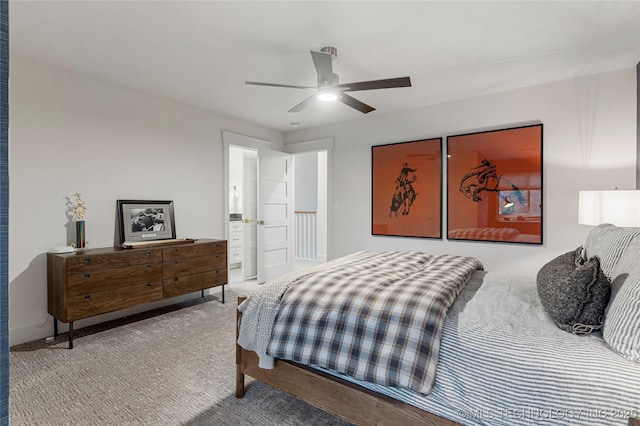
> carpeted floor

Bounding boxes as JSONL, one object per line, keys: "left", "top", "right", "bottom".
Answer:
{"left": 9, "top": 282, "right": 348, "bottom": 425}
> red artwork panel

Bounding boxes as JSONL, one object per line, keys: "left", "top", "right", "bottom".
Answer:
{"left": 372, "top": 138, "right": 442, "bottom": 238}
{"left": 447, "top": 124, "right": 543, "bottom": 244}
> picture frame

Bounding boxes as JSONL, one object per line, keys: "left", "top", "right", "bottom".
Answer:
{"left": 371, "top": 137, "right": 442, "bottom": 238}
{"left": 446, "top": 123, "right": 543, "bottom": 244}
{"left": 116, "top": 200, "right": 176, "bottom": 245}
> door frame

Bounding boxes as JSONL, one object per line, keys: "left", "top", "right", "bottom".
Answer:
{"left": 222, "top": 132, "right": 272, "bottom": 281}
{"left": 284, "top": 138, "right": 334, "bottom": 264}
{"left": 223, "top": 132, "right": 334, "bottom": 281}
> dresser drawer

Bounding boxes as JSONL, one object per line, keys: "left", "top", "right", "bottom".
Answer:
{"left": 163, "top": 254, "right": 226, "bottom": 278}
{"left": 229, "top": 231, "right": 243, "bottom": 248}
{"left": 67, "top": 281, "right": 163, "bottom": 321}
{"left": 163, "top": 241, "right": 226, "bottom": 261}
{"left": 66, "top": 249, "right": 162, "bottom": 273}
{"left": 66, "top": 263, "right": 163, "bottom": 297}
{"left": 163, "top": 270, "right": 227, "bottom": 297}
{"left": 230, "top": 221, "right": 243, "bottom": 232}
{"left": 229, "top": 247, "right": 243, "bottom": 264}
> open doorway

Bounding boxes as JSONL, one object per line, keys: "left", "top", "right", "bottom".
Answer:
{"left": 292, "top": 150, "right": 328, "bottom": 267}
{"left": 226, "top": 144, "right": 328, "bottom": 286}
{"left": 228, "top": 146, "right": 258, "bottom": 284}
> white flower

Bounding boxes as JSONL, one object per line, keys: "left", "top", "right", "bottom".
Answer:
{"left": 70, "top": 192, "right": 87, "bottom": 221}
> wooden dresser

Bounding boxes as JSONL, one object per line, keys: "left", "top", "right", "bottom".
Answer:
{"left": 47, "top": 239, "right": 227, "bottom": 348}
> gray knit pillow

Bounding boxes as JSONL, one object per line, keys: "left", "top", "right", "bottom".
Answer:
{"left": 537, "top": 247, "right": 611, "bottom": 335}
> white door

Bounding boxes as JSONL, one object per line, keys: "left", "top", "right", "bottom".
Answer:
{"left": 257, "top": 148, "right": 293, "bottom": 283}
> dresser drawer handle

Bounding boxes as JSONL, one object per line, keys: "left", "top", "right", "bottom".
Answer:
{"left": 146, "top": 282, "right": 152, "bottom": 287}
{"left": 173, "top": 248, "right": 179, "bottom": 252}
{"left": 84, "top": 294, "right": 91, "bottom": 300}
{"left": 84, "top": 273, "right": 91, "bottom": 278}
{"left": 145, "top": 250, "right": 152, "bottom": 255}
{"left": 174, "top": 277, "right": 179, "bottom": 282}
{"left": 83, "top": 258, "right": 91, "bottom": 264}
{"left": 146, "top": 264, "right": 152, "bottom": 269}
{"left": 174, "top": 260, "right": 179, "bottom": 264}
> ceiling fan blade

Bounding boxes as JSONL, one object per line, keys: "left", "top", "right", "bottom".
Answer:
{"left": 336, "top": 76, "right": 412, "bottom": 92}
{"left": 339, "top": 93, "right": 375, "bottom": 114}
{"left": 245, "top": 81, "right": 314, "bottom": 90}
{"left": 310, "top": 50, "right": 334, "bottom": 86}
{"left": 288, "top": 94, "right": 317, "bottom": 112}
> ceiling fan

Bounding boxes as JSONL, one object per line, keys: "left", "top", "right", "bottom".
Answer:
{"left": 245, "top": 46, "right": 412, "bottom": 114}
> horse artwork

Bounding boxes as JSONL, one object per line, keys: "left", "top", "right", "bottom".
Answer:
{"left": 459, "top": 158, "right": 525, "bottom": 205}
{"left": 390, "top": 162, "right": 419, "bottom": 217}
{"left": 446, "top": 123, "right": 543, "bottom": 244}
{"left": 371, "top": 137, "right": 442, "bottom": 238}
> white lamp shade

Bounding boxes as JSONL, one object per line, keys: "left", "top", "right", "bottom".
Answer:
{"left": 578, "top": 190, "right": 640, "bottom": 227}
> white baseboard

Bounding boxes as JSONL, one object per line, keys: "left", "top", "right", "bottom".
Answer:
{"left": 10, "top": 321, "right": 54, "bottom": 347}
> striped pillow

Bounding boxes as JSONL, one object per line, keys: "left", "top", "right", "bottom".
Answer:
{"left": 583, "top": 224, "right": 640, "bottom": 280}
{"left": 604, "top": 236, "right": 640, "bottom": 362}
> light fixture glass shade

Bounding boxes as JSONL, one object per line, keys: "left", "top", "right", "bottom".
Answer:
{"left": 578, "top": 190, "right": 640, "bottom": 227}
{"left": 317, "top": 88, "right": 338, "bottom": 102}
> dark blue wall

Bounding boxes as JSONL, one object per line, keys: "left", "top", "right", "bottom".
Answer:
{"left": 0, "top": 0, "right": 9, "bottom": 424}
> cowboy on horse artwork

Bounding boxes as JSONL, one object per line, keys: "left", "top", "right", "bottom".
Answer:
{"left": 390, "top": 162, "right": 419, "bottom": 217}
{"left": 459, "top": 158, "right": 525, "bottom": 205}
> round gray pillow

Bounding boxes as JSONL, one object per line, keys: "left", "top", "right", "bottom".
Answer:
{"left": 536, "top": 246, "right": 611, "bottom": 334}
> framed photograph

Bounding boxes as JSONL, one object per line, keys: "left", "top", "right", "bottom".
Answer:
{"left": 447, "top": 124, "right": 543, "bottom": 244}
{"left": 372, "top": 137, "right": 442, "bottom": 238}
{"left": 116, "top": 200, "right": 176, "bottom": 244}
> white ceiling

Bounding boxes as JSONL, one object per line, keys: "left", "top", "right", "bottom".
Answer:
{"left": 9, "top": 1, "right": 640, "bottom": 132}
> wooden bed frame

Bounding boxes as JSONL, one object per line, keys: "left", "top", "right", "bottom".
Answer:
{"left": 235, "top": 296, "right": 638, "bottom": 426}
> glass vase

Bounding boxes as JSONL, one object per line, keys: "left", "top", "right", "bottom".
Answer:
{"left": 75, "top": 220, "right": 86, "bottom": 249}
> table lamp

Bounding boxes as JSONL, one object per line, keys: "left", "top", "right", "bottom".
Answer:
{"left": 578, "top": 190, "right": 640, "bottom": 227}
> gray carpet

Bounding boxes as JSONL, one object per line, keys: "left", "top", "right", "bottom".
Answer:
{"left": 10, "top": 285, "right": 349, "bottom": 425}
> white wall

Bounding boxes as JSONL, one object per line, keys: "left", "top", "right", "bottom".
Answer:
{"left": 285, "top": 67, "right": 637, "bottom": 277}
{"left": 8, "top": 55, "right": 284, "bottom": 346}
{"left": 294, "top": 152, "right": 318, "bottom": 211}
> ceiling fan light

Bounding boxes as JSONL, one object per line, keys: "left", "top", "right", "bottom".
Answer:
{"left": 318, "top": 93, "right": 337, "bottom": 102}
{"left": 317, "top": 88, "right": 338, "bottom": 102}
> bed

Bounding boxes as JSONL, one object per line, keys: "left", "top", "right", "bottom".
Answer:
{"left": 236, "top": 224, "right": 640, "bottom": 425}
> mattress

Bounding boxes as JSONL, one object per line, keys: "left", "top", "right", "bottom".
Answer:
{"left": 317, "top": 270, "right": 640, "bottom": 425}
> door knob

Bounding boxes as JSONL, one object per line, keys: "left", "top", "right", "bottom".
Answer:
{"left": 257, "top": 220, "right": 265, "bottom": 225}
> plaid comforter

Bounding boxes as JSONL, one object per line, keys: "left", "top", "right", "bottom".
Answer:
{"left": 266, "top": 251, "right": 483, "bottom": 394}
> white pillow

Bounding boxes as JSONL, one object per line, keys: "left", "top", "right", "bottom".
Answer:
{"left": 583, "top": 224, "right": 640, "bottom": 280}
{"left": 603, "top": 236, "right": 640, "bottom": 362}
